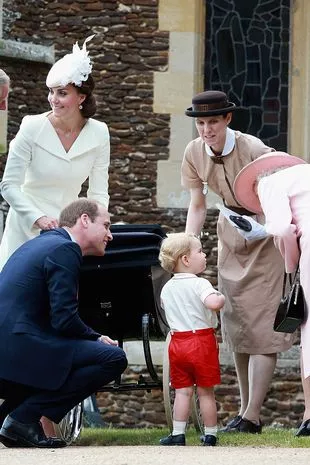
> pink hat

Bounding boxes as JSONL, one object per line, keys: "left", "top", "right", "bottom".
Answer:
{"left": 233, "top": 151, "right": 306, "bottom": 214}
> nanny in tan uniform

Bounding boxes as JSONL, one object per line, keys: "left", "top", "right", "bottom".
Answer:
{"left": 181, "top": 90, "right": 294, "bottom": 433}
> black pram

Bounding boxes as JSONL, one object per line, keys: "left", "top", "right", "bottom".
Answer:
{"left": 78, "top": 223, "right": 170, "bottom": 388}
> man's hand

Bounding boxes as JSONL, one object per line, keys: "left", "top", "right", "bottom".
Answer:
{"left": 97, "top": 335, "right": 119, "bottom": 346}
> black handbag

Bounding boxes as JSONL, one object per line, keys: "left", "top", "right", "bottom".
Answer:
{"left": 273, "top": 265, "right": 306, "bottom": 333}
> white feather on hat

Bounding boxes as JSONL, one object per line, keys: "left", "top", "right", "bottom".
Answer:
{"left": 46, "top": 35, "right": 95, "bottom": 88}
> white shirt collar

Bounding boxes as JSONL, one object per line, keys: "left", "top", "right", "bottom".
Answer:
{"left": 172, "top": 273, "right": 197, "bottom": 279}
{"left": 63, "top": 227, "right": 77, "bottom": 243}
{"left": 204, "top": 127, "right": 235, "bottom": 157}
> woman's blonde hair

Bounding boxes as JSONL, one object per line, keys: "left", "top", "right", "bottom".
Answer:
{"left": 159, "top": 232, "right": 199, "bottom": 273}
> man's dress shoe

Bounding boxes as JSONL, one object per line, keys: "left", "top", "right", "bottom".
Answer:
{"left": 0, "top": 415, "right": 66, "bottom": 448}
{"left": 220, "top": 415, "right": 242, "bottom": 432}
{"left": 238, "top": 417, "right": 262, "bottom": 434}
{"left": 295, "top": 419, "right": 310, "bottom": 437}
{"left": 159, "top": 433, "right": 185, "bottom": 446}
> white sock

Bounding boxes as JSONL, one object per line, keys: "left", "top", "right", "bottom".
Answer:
{"left": 204, "top": 425, "right": 218, "bottom": 437}
{"left": 172, "top": 420, "right": 187, "bottom": 435}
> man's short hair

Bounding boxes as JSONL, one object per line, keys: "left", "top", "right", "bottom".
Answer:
{"left": 0, "top": 69, "right": 10, "bottom": 86}
{"left": 59, "top": 198, "right": 100, "bottom": 227}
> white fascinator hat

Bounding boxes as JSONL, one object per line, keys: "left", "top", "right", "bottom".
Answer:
{"left": 46, "top": 35, "right": 95, "bottom": 88}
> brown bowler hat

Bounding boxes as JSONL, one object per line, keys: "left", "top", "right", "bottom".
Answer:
{"left": 185, "top": 90, "right": 237, "bottom": 117}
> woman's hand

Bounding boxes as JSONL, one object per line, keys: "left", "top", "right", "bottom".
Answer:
{"left": 34, "top": 215, "right": 59, "bottom": 231}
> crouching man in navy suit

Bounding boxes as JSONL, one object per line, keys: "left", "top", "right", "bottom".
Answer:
{"left": 0, "top": 198, "right": 128, "bottom": 448}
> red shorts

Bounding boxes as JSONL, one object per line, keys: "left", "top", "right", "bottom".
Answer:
{"left": 169, "top": 328, "right": 220, "bottom": 389}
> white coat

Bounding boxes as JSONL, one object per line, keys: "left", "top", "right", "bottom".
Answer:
{"left": 0, "top": 112, "right": 110, "bottom": 270}
{"left": 258, "top": 164, "right": 310, "bottom": 378}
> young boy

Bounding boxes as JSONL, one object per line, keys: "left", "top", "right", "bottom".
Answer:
{"left": 159, "top": 232, "right": 225, "bottom": 446}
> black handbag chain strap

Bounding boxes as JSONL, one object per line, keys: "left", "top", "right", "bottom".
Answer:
{"left": 282, "top": 264, "right": 301, "bottom": 299}
{"left": 282, "top": 238, "right": 301, "bottom": 298}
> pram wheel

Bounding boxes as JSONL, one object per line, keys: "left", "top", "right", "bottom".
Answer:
{"left": 162, "top": 332, "right": 204, "bottom": 433}
{"left": 53, "top": 402, "right": 83, "bottom": 445}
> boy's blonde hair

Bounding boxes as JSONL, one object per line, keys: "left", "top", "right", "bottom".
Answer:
{"left": 159, "top": 232, "right": 198, "bottom": 273}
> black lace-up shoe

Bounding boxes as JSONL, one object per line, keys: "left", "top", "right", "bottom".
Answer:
{"left": 0, "top": 415, "right": 67, "bottom": 448}
{"left": 295, "top": 419, "right": 310, "bottom": 437}
{"left": 220, "top": 415, "right": 242, "bottom": 432}
{"left": 238, "top": 417, "right": 262, "bottom": 434}
{"left": 159, "top": 433, "right": 185, "bottom": 446}
{"left": 202, "top": 434, "right": 217, "bottom": 446}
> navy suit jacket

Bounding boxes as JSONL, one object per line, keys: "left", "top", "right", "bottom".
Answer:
{"left": 0, "top": 228, "right": 101, "bottom": 390}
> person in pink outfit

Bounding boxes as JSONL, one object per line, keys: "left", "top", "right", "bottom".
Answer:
{"left": 158, "top": 232, "right": 225, "bottom": 446}
{"left": 233, "top": 151, "right": 310, "bottom": 436}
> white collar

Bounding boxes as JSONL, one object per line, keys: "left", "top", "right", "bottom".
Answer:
{"left": 172, "top": 273, "right": 197, "bottom": 279}
{"left": 63, "top": 227, "right": 77, "bottom": 243}
{"left": 205, "top": 127, "right": 235, "bottom": 157}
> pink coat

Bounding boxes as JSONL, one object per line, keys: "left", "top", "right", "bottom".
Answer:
{"left": 258, "top": 164, "right": 310, "bottom": 378}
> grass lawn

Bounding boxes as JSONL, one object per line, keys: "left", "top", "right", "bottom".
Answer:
{"left": 76, "top": 426, "right": 310, "bottom": 448}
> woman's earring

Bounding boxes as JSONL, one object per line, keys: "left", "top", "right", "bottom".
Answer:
{"left": 79, "top": 104, "right": 83, "bottom": 110}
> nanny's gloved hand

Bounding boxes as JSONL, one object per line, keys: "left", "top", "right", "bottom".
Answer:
{"left": 232, "top": 215, "right": 269, "bottom": 241}
{"left": 216, "top": 203, "right": 268, "bottom": 241}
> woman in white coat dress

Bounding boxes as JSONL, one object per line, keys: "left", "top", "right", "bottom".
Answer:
{"left": 0, "top": 35, "right": 110, "bottom": 271}
{"left": 234, "top": 151, "right": 310, "bottom": 437}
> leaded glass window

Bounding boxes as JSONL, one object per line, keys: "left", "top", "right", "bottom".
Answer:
{"left": 205, "top": 0, "right": 290, "bottom": 150}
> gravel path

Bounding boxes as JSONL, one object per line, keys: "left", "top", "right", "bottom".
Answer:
{"left": 0, "top": 445, "right": 308, "bottom": 464}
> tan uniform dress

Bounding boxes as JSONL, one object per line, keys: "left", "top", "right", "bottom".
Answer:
{"left": 181, "top": 131, "right": 294, "bottom": 354}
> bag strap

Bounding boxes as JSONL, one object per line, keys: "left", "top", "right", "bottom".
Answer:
{"left": 282, "top": 263, "right": 300, "bottom": 298}
{"left": 281, "top": 273, "right": 286, "bottom": 298}
{"left": 293, "top": 263, "right": 301, "bottom": 286}
{"left": 281, "top": 237, "right": 301, "bottom": 297}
